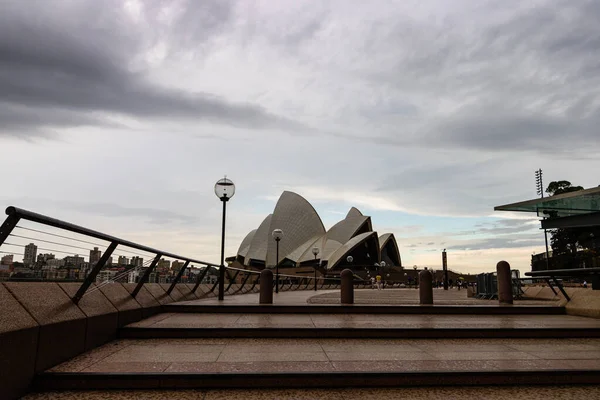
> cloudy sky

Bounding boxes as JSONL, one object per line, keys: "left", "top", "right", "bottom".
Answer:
{"left": 1, "top": 0, "right": 599, "bottom": 274}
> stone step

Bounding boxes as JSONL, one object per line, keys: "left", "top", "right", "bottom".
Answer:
{"left": 164, "top": 304, "right": 566, "bottom": 315}
{"left": 119, "top": 312, "right": 600, "bottom": 339}
{"left": 35, "top": 370, "right": 600, "bottom": 390}
{"left": 120, "top": 326, "right": 600, "bottom": 339}
{"left": 36, "top": 337, "right": 600, "bottom": 391}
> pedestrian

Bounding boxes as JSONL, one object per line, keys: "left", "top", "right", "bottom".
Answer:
{"left": 376, "top": 274, "right": 382, "bottom": 290}
{"left": 583, "top": 280, "right": 588, "bottom": 289}
{"left": 370, "top": 276, "right": 376, "bottom": 289}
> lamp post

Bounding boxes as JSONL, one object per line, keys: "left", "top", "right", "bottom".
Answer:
{"left": 312, "top": 246, "right": 319, "bottom": 291}
{"left": 413, "top": 265, "right": 418, "bottom": 289}
{"left": 214, "top": 177, "right": 235, "bottom": 301}
{"left": 272, "top": 229, "right": 283, "bottom": 294}
{"left": 380, "top": 261, "right": 386, "bottom": 289}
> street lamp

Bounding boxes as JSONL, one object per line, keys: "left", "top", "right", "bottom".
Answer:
{"left": 312, "top": 247, "right": 319, "bottom": 291}
{"left": 272, "top": 229, "right": 283, "bottom": 294}
{"left": 413, "top": 265, "right": 418, "bottom": 289}
{"left": 380, "top": 261, "right": 386, "bottom": 288}
{"left": 214, "top": 177, "right": 235, "bottom": 300}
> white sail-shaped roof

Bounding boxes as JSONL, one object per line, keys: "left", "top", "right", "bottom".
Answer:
{"left": 245, "top": 214, "right": 273, "bottom": 263}
{"left": 266, "top": 191, "right": 325, "bottom": 266}
{"left": 326, "top": 231, "right": 380, "bottom": 270}
{"left": 346, "top": 207, "right": 363, "bottom": 218}
{"left": 237, "top": 229, "right": 257, "bottom": 258}
{"left": 379, "top": 233, "right": 401, "bottom": 266}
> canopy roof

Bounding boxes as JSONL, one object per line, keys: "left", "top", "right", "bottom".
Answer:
{"left": 494, "top": 186, "right": 600, "bottom": 218}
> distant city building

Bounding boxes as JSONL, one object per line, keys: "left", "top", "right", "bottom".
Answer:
{"left": 23, "top": 243, "right": 38, "bottom": 266}
{"left": 171, "top": 260, "right": 185, "bottom": 273}
{"left": 106, "top": 256, "right": 113, "bottom": 267}
{"left": 1, "top": 254, "right": 13, "bottom": 265}
{"left": 64, "top": 255, "right": 85, "bottom": 268}
{"left": 157, "top": 258, "right": 171, "bottom": 273}
{"left": 118, "top": 256, "right": 129, "bottom": 266}
{"left": 130, "top": 256, "right": 144, "bottom": 267}
{"left": 89, "top": 247, "right": 102, "bottom": 265}
{"left": 46, "top": 258, "right": 66, "bottom": 268}
{"left": 36, "top": 253, "right": 55, "bottom": 264}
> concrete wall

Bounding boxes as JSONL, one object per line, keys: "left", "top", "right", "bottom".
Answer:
{"left": 523, "top": 286, "right": 600, "bottom": 318}
{"left": 0, "top": 279, "right": 278, "bottom": 399}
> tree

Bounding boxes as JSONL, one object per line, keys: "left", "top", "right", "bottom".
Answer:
{"left": 546, "top": 180, "right": 584, "bottom": 196}
{"left": 545, "top": 181, "right": 598, "bottom": 262}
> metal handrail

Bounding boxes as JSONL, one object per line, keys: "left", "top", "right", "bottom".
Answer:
{"left": 5, "top": 206, "right": 218, "bottom": 267}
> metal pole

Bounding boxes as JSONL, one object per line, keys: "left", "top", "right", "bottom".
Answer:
{"left": 218, "top": 199, "right": 227, "bottom": 301}
{"left": 314, "top": 254, "right": 318, "bottom": 291}
{"left": 275, "top": 237, "right": 280, "bottom": 294}
{"left": 442, "top": 250, "right": 449, "bottom": 290}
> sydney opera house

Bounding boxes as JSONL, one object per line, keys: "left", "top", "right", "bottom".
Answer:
{"left": 231, "top": 191, "right": 402, "bottom": 277}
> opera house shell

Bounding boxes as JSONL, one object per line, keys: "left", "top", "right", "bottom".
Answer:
{"left": 234, "top": 191, "right": 401, "bottom": 274}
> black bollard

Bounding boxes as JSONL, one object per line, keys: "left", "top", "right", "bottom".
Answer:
{"left": 497, "top": 261, "right": 513, "bottom": 304}
{"left": 419, "top": 269, "right": 433, "bottom": 305}
{"left": 259, "top": 269, "right": 273, "bottom": 304}
{"left": 341, "top": 269, "right": 354, "bottom": 304}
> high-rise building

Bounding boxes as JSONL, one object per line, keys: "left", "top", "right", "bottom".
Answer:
{"left": 106, "top": 256, "right": 113, "bottom": 267}
{"left": 130, "top": 256, "right": 144, "bottom": 267}
{"left": 89, "top": 247, "right": 102, "bottom": 265}
{"left": 64, "top": 255, "right": 85, "bottom": 267}
{"left": 118, "top": 256, "right": 129, "bottom": 266}
{"left": 23, "top": 243, "right": 38, "bottom": 266}
{"left": 1, "top": 254, "right": 13, "bottom": 265}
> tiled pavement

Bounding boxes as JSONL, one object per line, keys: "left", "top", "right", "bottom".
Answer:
{"left": 47, "top": 338, "right": 600, "bottom": 374}
{"left": 20, "top": 386, "right": 600, "bottom": 399}
{"left": 126, "top": 312, "right": 600, "bottom": 329}
{"left": 176, "top": 288, "right": 559, "bottom": 306}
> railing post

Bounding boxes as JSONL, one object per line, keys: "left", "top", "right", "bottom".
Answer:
{"left": 72, "top": 241, "right": 118, "bottom": 304}
{"left": 192, "top": 265, "right": 212, "bottom": 293}
{"left": 0, "top": 213, "right": 20, "bottom": 247}
{"left": 132, "top": 254, "right": 162, "bottom": 298}
{"left": 167, "top": 260, "right": 190, "bottom": 295}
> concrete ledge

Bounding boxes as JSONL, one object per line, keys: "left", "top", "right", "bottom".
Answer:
{"left": 4, "top": 282, "right": 86, "bottom": 373}
{"left": 182, "top": 284, "right": 201, "bottom": 300}
{"left": 566, "top": 289, "right": 600, "bottom": 318}
{"left": 0, "top": 283, "right": 39, "bottom": 400}
{"left": 122, "top": 284, "right": 161, "bottom": 318}
{"left": 97, "top": 283, "right": 143, "bottom": 328}
{"left": 176, "top": 283, "right": 198, "bottom": 301}
{"left": 143, "top": 283, "right": 175, "bottom": 305}
{"left": 58, "top": 283, "right": 118, "bottom": 350}
{"left": 159, "top": 284, "right": 186, "bottom": 302}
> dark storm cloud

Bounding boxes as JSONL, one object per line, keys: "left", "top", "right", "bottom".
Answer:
{"left": 0, "top": 0, "right": 305, "bottom": 137}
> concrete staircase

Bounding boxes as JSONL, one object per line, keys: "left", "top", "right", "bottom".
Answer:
{"left": 33, "top": 303, "right": 600, "bottom": 391}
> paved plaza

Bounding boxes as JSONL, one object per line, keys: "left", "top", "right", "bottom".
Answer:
{"left": 177, "top": 288, "right": 559, "bottom": 306}
{"left": 307, "top": 287, "right": 559, "bottom": 305}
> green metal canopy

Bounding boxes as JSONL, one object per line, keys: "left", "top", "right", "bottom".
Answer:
{"left": 494, "top": 186, "right": 600, "bottom": 218}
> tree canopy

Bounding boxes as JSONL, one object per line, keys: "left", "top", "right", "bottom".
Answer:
{"left": 546, "top": 180, "right": 584, "bottom": 196}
